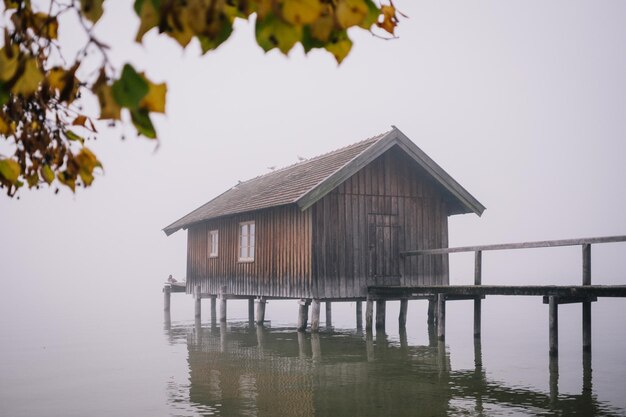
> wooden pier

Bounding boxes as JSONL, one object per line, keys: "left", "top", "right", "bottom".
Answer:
{"left": 164, "top": 234, "right": 626, "bottom": 359}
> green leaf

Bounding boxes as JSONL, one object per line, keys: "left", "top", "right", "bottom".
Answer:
{"left": 0, "top": 158, "right": 20, "bottom": 184}
{"left": 359, "top": 0, "right": 380, "bottom": 29}
{"left": 65, "top": 130, "right": 85, "bottom": 143}
{"left": 198, "top": 20, "right": 234, "bottom": 54}
{"left": 130, "top": 108, "right": 157, "bottom": 139}
{"left": 80, "top": 0, "right": 104, "bottom": 24}
{"left": 111, "top": 64, "right": 149, "bottom": 110}
{"left": 0, "top": 82, "right": 9, "bottom": 106}
{"left": 255, "top": 13, "right": 302, "bottom": 55}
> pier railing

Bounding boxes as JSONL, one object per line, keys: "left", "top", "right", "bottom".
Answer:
{"left": 384, "top": 235, "right": 626, "bottom": 355}
{"left": 400, "top": 235, "right": 626, "bottom": 288}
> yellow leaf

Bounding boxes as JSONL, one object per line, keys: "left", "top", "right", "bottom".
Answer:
{"left": 0, "top": 112, "right": 11, "bottom": 135}
{"left": 0, "top": 158, "right": 20, "bottom": 184}
{"left": 33, "top": 13, "right": 59, "bottom": 39}
{"left": 11, "top": 58, "right": 43, "bottom": 97}
{"left": 282, "top": 0, "right": 322, "bottom": 26}
{"left": 57, "top": 171, "right": 76, "bottom": 192}
{"left": 165, "top": 7, "right": 195, "bottom": 48}
{"left": 309, "top": 12, "right": 334, "bottom": 42}
{"left": 0, "top": 45, "right": 19, "bottom": 81}
{"left": 335, "top": 0, "right": 368, "bottom": 29}
{"left": 139, "top": 77, "right": 167, "bottom": 113}
{"left": 75, "top": 147, "right": 102, "bottom": 186}
{"left": 135, "top": 0, "right": 159, "bottom": 43}
{"left": 27, "top": 172, "right": 39, "bottom": 188}
{"left": 47, "top": 67, "right": 66, "bottom": 90}
{"left": 94, "top": 83, "right": 121, "bottom": 120}
{"left": 324, "top": 32, "right": 353, "bottom": 64}
{"left": 80, "top": 0, "right": 104, "bottom": 24}
{"left": 40, "top": 165, "right": 54, "bottom": 184}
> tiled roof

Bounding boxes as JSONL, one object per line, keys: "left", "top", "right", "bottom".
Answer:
{"left": 163, "top": 132, "right": 388, "bottom": 235}
{"left": 163, "top": 127, "right": 485, "bottom": 236}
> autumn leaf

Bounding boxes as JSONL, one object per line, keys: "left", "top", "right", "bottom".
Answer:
{"left": 324, "top": 31, "right": 353, "bottom": 64}
{"left": 131, "top": 108, "right": 157, "bottom": 139}
{"left": 57, "top": 171, "right": 76, "bottom": 192}
{"left": 80, "top": 0, "right": 104, "bottom": 24}
{"left": 378, "top": 4, "right": 400, "bottom": 34}
{"left": 0, "top": 158, "right": 21, "bottom": 184}
{"left": 335, "top": 0, "right": 368, "bottom": 29}
{"left": 359, "top": 0, "right": 381, "bottom": 29}
{"left": 40, "top": 165, "right": 54, "bottom": 185}
{"left": 26, "top": 172, "right": 39, "bottom": 188}
{"left": 11, "top": 58, "right": 43, "bottom": 97}
{"left": 0, "top": 112, "right": 11, "bottom": 135}
{"left": 65, "top": 130, "right": 85, "bottom": 143}
{"left": 281, "top": 0, "right": 322, "bottom": 26}
{"left": 111, "top": 64, "right": 149, "bottom": 109}
{"left": 256, "top": 13, "right": 302, "bottom": 55}
{"left": 134, "top": 0, "right": 159, "bottom": 42}
{"left": 139, "top": 76, "right": 167, "bottom": 113}
{"left": 94, "top": 82, "right": 121, "bottom": 120}
{"left": 0, "top": 45, "right": 20, "bottom": 81}
{"left": 32, "top": 13, "right": 59, "bottom": 39}
{"left": 75, "top": 147, "right": 101, "bottom": 186}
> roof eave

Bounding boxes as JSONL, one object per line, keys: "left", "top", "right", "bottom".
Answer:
{"left": 296, "top": 127, "right": 485, "bottom": 216}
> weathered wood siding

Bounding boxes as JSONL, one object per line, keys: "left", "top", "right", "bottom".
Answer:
{"left": 312, "top": 146, "right": 449, "bottom": 298}
{"left": 186, "top": 205, "right": 313, "bottom": 298}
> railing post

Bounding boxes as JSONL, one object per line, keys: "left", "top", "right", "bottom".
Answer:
{"left": 365, "top": 296, "right": 374, "bottom": 332}
{"left": 474, "top": 250, "right": 482, "bottom": 338}
{"left": 582, "top": 244, "right": 592, "bottom": 352}
{"left": 163, "top": 285, "right": 171, "bottom": 312}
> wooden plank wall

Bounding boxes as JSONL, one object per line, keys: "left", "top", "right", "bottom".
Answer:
{"left": 312, "top": 146, "right": 449, "bottom": 298}
{"left": 186, "top": 205, "right": 313, "bottom": 298}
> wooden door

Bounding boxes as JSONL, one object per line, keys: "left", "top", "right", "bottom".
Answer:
{"left": 368, "top": 214, "right": 401, "bottom": 286}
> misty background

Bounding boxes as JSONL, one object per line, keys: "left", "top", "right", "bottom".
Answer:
{"left": 1, "top": 1, "right": 626, "bottom": 409}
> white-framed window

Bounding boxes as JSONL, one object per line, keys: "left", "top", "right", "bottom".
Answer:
{"left": 208, "top": 229, "right": 219, "bottom": 258}
{"left": 238, "top": 221, "right": 255, "bottom": 262}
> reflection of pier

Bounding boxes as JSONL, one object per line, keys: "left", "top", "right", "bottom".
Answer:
{"left": 165, "top": 319, "right": 623, "bottom": 416}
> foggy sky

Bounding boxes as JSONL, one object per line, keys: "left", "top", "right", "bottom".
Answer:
{"left": 1, "top": 0, "right": 626, "bottom": 321}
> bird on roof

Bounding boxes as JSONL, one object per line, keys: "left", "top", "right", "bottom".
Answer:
{"left": 297, "top": 155, "right": 306, "bottom": 161}
{"left": 267, "top": 166, "right": 276, "bottom": 171}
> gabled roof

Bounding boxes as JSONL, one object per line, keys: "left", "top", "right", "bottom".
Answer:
{"left": 163, "top": 126, "right": 485, "bottom": 236}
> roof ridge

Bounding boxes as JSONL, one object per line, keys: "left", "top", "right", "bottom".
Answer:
{"left": 237, "top": 131, "right": 390, "bottom": 186}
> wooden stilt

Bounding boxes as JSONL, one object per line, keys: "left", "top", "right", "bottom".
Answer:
{"left": 437, "top": 293, "right": 446, "bottom": 341}
{"left": 356, "top": 301, "right": 363, "bottom": 330}
{"left": 297, "top": 299, "right": 310, "bottom": 331}
{"left": 375, "top": 300, "right": 386, "bottom": 330}
{"left": 365, "top": 296, "right": 374, "bottom": 332}
{"left": 311, "top": 299, "right": 321, "bottom": 332}
{"left": 163, "top": 286, "right": 171, "bottom": 312}
{"left": 255, "top": 297, "right": 266, "bottom": 325}
{"left": 582, "top": 243, "right": 592, "bottom": 352}
{"left": 210, "top": 295, "right": 217, "bottom": 326}
{"left": 427, "top": 298, "right": 436, "bottom": 325}
{"left": 220, "top": 322, "right": 227, "bottom": 352}
{"left": 248, "top": 298, "right": 255, "bottom": 324}
{"left": 219, "top": 285, "right": 227, "bottom": 323}
{"left": 549, "top": 296, "right": 558, "bottom": 356}
{"left": 194, "top": 285, "right": 201, "bottom": 320}
{"left": 399, "top": 298, "right": 408, "bottom": 328}
{"left": 325, "top": 301, "right": 332, "bottom": 328}
{"left": 427, "top": 316, "right": 437, "bottom": 347}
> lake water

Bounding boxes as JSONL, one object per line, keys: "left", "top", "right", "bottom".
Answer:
{"left": 1, "top": 294, "right": 626, "bottom": 416}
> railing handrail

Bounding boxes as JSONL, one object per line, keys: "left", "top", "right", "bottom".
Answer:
{"left": 401, "top": 235, "right": 626, "bottom": 256}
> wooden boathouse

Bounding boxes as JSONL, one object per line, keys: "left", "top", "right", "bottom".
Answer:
{"left": 163, "top": 126, "right": 484, "bottom": 327}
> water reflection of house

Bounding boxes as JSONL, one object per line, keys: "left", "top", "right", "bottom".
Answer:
{"left": 174, "top": 324, "right": 622, "bottom": 417}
